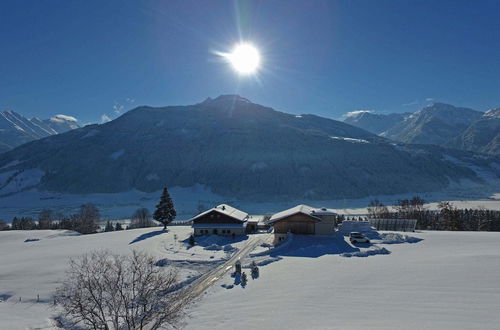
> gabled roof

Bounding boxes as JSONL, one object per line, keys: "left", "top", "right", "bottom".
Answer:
{"left": 266, "top": 204, "right": 337, "bottom": 224}
{"left": 190, "top": 204, "right": 249, "bottom": 222}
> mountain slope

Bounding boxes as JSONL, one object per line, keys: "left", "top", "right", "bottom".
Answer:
{"left": 343, "top": 111, "right": 409, "bottom": 135}
{"left": 448, "top": 108, "right": 500, "bottom": 155}
{"left": 0, "top": 95, "right": 497, "bottom": 201}
{"left": 0, "top": 111, "right": 79, "bottom": 152}
{"left": 381, "top": 103, "right": 483, "bottom": 145}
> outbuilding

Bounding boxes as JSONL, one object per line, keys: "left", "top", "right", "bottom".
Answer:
{"left": 266, "top": 204, "right": 337, "bottom": 242}
{"left": 191, "top": 204, "right": 248, "bottom": 236}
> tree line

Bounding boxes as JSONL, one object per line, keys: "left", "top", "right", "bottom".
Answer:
{"left": 0, "top": 187, "right": 178, "bottom": 234}
{"left": 0, "top": 188, "right": 176, "bottom": 234}
{"left": 366, "top": 197, "right": 500, "bottom": 231}
{"left": 1, "top": 203, "right": 101, "bottom": 234}
{"left": 0, "top": 205, "right": 161, "bottom": 234}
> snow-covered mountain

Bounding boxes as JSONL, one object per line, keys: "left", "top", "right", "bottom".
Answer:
{"left": 0, "top": 111, "right": 79, "bottom": 152}
{"left": 342, "top": 103, "right": 500, "bottom": 154}
{"left": 380, "top": 103, "right": 483, "bottom": 145}
{"left": 0, "top": 95, "right": 498, "bottom": 201}
{"left": 343, "top": 111, "right": 410, "bottom": 135}
{"left": 448, "top": 108, "right": 500, "bottom": 155}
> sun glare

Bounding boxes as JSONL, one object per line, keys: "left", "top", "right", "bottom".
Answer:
{"left": 226, "top": 43, "right": 261, "bottom": 74}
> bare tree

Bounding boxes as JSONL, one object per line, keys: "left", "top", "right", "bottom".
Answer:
{"left": 130, "top": 208, "right": 154, "bottom": 229}
{"left": 55, "top": 250, "right": 189, "bottom": 329}
{"left": 74, "top": 203, "right": 100, "bottom": 234}
{"left": 367, "top": 199, "right": 389, "bottom": 219}
{"left": 393, "top": 198, "right": 410, "bottom": 217}
{"left": 409, "top": 196, "right": 426, "bottom": 213}
{"left": 38, "top": 209, "right": 54, "bottom": 229}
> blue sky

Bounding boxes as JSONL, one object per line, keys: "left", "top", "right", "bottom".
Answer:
{"left": 1, "top": 0, "right": 499, "bottom": 123}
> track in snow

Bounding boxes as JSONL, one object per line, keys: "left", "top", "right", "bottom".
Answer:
{"left": 184, "top": 235, "right": 270, "bottom": 299}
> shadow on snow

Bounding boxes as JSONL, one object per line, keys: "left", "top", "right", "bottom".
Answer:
{"left": 268, "top": 235, "right": 359, "bottom": 258}
{"left": 129, "top": 229, "right": 166, "bottom": 244}
{"left": 264, "top": 233, "right": 423, "bottom": 259}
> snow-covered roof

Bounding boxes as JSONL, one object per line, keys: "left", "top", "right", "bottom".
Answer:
{"left": 267, "top": 205, "right": 337, "bottom": 224}
{"left": 190, "top": 204, "right": 249, "bottom": 222}
{"left": 247, "top": 215, "right": 265, "bottom": 223}
{"left": 192, "top": 222, "right": 247, "bottom": 229}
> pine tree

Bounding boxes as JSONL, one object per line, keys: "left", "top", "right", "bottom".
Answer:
{"left": 153, "top": 187, "right": 176, "bottom": 230}
{"left": 115, "top": 222, "right": 123, "bottom": 231}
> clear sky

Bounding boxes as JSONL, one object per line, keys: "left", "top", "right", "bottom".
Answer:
{"left": 1, "top": 0, "right": 499, "bottom": 123}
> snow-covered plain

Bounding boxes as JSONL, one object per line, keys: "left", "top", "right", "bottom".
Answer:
{"left": 1, "top": 228, "right": 500, "bottom": 329}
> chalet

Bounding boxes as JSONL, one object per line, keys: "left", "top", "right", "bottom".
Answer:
{"left": 266, "top": 205, "right": 337, "bottom": 242}
{"left": 191, "top": 204, "right": 248, "bottom": 236}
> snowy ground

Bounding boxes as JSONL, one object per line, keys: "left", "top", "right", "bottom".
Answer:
{"left": 1, "top": 228, "right": 500, "bottom": 329}
{"left": 0, "top": 226, "right": 260, "bottom": 329}
{"left": 186, "top": 231, "right": 500, "bottom": 330}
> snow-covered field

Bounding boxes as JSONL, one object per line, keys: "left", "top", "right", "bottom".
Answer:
{"left": 1, "top": 228, "right": 500, "bottom": 329}
{"left": 187, "top": 231, "right": 500, "bottom": 330}
{"left": 0, "top": 226, "right": 259, "bottom": 329}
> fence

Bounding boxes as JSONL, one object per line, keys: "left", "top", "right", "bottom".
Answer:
{"left": 369, "top": 218, "right": 417, "bottom": 232}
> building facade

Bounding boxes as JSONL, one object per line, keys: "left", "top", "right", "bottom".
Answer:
{"left": 266, "top": 205, "right": 337, "bottom": 242}
{"left": 191, "top": 204, "right": 248, "bottom": 236}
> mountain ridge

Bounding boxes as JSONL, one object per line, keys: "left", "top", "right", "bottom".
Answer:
{"left": 0, "top": 110, "right": 79, "bottom": 152}
{"left": 0, "top": 96, "right": 497, "bottom": 201}
{"left": 343, "top": 103, "right": 499, "bottom": 155}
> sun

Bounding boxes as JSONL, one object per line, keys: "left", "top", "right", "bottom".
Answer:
{"left": 226, "top": 43, "right": 261, "bottom": 74}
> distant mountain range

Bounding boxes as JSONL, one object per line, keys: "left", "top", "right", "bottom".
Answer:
{"left": 0, "top": 95, "right": 497, "bottom": 202}
{"left": 343, "top": 111, "right": 410, "bottom": 135}
{"left": 448, "top": 108, "right": 500, "bottom": 155}
{"left": 343, "top": 103, "right": 499, "bottom": 155}
{"left": 0, "top": 111, "right": 79, "bottom": 152}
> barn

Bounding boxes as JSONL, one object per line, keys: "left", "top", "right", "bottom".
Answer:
{"left": 191, "top": 204, "right": 248, "bottom": 236}
{"left": 267, "top": 205, "right": 337, "bottom": 242}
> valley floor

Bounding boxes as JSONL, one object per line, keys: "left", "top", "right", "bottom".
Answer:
{"left": 0, "top": 186, "right": 499, "bottom": 220}
{"left": 1, "top": 228, "right": 499, "bottom": 329}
